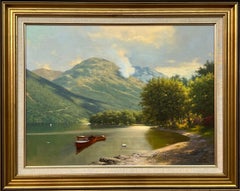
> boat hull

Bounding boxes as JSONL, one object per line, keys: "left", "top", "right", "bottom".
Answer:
{"left": 75, "top": 135, "right": 106, "bottom": 154}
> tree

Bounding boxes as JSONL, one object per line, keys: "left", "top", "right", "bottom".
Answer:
{"left": 119, "top": 111, "right": 135, "bottom": 125}
{"left": 189, "top": 73, "right": 214, "bottom": 119}
{"left": 171, "top": 75, "right": 188, "bottom": 86}
{"left": 192, "top": 60, "right": 214, "bottom": 79}
{"left": 89, "top": 110, "right": 142, "bottom": 126}
{"left": 140, "top": 78, "right": 187, "bottom": 127}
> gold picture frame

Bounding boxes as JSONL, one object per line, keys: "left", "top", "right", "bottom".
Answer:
{"left": 1, "top": 1, "right": 238, "bottom": 190}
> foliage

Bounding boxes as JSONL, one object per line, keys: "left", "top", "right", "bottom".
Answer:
{"left": 190, "top": 125, "right": 214, "bottom": 140}
{"left": 189, "top": 73, "right": 214, "bottom": 122}
{"left": 188, "top": 60, "right": 214, "bottom": 128}
{"left": 170, "top": 75, "right": 188, "bottom": 86}
{"left": 192, "top": 60, "right": 214, "bottom": 79}
{"left": 89, "top": 110, "right": 143, "bottom": 126}
{"left": 140, "top": 78, "right": 188, "bottom": 127}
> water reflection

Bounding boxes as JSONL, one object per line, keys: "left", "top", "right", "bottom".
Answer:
{"left": 26, "top": 125, "right": 189, "bottom": 166}
{"left": 145, "top": 129, "right": 189, "bottom": 149}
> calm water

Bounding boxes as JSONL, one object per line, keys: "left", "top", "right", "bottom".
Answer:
{"left": 26, "top": 125, "right": 189, "bottom": 166}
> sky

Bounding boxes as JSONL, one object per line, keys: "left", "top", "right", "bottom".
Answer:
{"left": 26, "top": 25, "right": 214, "bottom": 78}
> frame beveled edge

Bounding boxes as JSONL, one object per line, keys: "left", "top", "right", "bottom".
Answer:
{"left": 1, "top": 1, "right": 239, "bottom": 190}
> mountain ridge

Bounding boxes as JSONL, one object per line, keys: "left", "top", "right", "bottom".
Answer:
{"left": 32, "top": 68, "right": 62, "bottom": 81}
{"left": 32, "top": 57, "right": 166, "bottom": 83}
{"left": 133, "top": 66, "right": 166, "bottom": 83}
{"left": 26, "top": 70, "right": 104, "bottom": 124}
{"left": 53, "top": 57, "right": 144, "bottom": 111}
{"left": 27, "top": 57, "right": 166, "bottom": 124}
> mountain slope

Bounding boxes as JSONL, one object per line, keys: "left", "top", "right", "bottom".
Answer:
{"left": 53, "top": 57, "right": 144, "bottom": 111}
{"left": 32, "top": 68, "right": 62, "bottom": 81}
{"left": 133, "top": 66, "right": 166, "bottom": 83}
{"left": 26, "top": 70, "right": 103, "bottom": 124}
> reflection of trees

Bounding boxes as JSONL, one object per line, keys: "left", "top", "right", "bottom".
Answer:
{"left": 145, "top": 129, "right": 189, "bottom": 149}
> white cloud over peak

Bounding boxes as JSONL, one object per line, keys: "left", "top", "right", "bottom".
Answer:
{"left": 26, "top": 25, "right": 214, "bottom": 78}
{"left": 116, "top": 48, "right": 135, "bottom": 78}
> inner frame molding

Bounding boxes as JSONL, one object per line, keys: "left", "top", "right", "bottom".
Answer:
{"left": 17, "top": 16, "right": 223, "bottom": 176}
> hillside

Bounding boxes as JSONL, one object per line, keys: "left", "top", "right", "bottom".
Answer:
{"left": 26, "top": 70, "right": 103, "bottom": 124}
{"left": 133, "top": 66, "right": 166, "bottom": 83}
{"left": 32, "top": 68, "right": 62, "bottom": 81}
{"left": 53, "top": 57, "right": 144, "bottom": 111}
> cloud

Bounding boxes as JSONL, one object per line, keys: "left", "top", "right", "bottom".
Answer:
{"left": 50, "top": 50, "right": 57, "bottom": 56}
{"left": 167, "top": 59, "right": 176, "bottom": 64}
{"left": 40, "top": 63, "right": 51, "bottom": 70}
{"left": 69, "top": 57, "right": 83, "bottom": 67}
{"left": 155, "top": 58, "right": 202, "bottom": 78}
{"left": 116, "top": 48, "right": 135, "bottom": 78}
{"left": 26, "top": 25, "right": 213, "bottom": 74}
{"left": 88, "top": 26, "right": 176, "bottom": 48}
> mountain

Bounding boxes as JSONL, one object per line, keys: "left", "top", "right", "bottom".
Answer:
{"left": 53, "top": 57, "right": 144, "bottom": 111}
{"left": 32, "top": 68, "right": 62, "bottom": 81}
{"left": 133, "top": 66, "right": 166, "bottom": 83}
{"left": 26, "top": 70, "right": 103, "bottom": 124}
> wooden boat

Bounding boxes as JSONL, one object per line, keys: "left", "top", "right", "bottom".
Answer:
{"left": 75, "top": 135, "right": 106, "bottom": 154}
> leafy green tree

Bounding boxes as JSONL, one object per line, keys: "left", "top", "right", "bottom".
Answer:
{"left": 119, "top": 111, "right": 135, "bottom": 125}
{"left": 140, "top": 78, "right": 187, "bottom": 127}
{"left": 132, "top": 111, "right": 144, "bottom": 124}
{"left": 171, "top": 75, "right": 188, "bottom": 86}
{"left": 189, "top": 73, "right": 214, "bottom": 119}
{"left": 89, "top": 110, "right": 142, "bottom": 126}
{"left": 192, "top": 60, "right": 214, "bottom": 79}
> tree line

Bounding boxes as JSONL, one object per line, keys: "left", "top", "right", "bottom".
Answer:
{"left": 90, "top": 60, "right": 214, "bottom": 129}
{"left": 89, "top": 110, "right": 143, "bottom": 126}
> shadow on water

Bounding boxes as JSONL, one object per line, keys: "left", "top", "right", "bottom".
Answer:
{"left": 145, "top": 129, "right": 190, "bottom": 149}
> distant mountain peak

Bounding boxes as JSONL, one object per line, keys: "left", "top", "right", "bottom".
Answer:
{"left": 53, "top": 57, "right": 144, "bottom": 112}
{"left": 74, "top": 57, "right": 118, "bottom": 67}
{"left": 84, "top": 57, "right": 110, "bottom": 63}
{"left": 63, "top": 57, "right": 120, "bottom": 80}
{"left": 133, "top": 66, "right": 166, "bottom": 83}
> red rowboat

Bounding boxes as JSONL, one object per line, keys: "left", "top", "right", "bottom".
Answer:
{"left": 75, "top": 135, "right": 106, "bottom": 154}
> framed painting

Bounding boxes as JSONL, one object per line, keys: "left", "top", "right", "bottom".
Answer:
{"left": 1, "top": 1, "right": 239, "bottom": 190}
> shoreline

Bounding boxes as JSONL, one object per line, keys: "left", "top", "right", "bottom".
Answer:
{"left": 92, "top": 128, "right": 214, "bottom": 165}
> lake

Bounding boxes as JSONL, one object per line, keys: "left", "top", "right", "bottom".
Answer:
{"left": 26, "top": 125, "right": 189, "bottom": 166}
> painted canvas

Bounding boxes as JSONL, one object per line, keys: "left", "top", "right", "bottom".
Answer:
{"left": 26, "top": 25, "right": 214, "bottom": 166}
